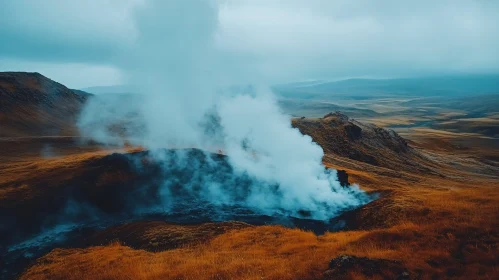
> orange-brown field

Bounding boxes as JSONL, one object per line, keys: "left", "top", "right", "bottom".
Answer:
{"left": 1, "top": 72, "right": 498, "bottom": 279}
{"left": 1, "top": 128, "right": 496, "bottom": 280}
{"left": 18, "top": 180, "right": 499, "bottom": 280}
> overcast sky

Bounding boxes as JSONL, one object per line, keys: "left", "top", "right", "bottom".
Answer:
{"left": 1, "top": 0, "right": 498, "bottom": 88}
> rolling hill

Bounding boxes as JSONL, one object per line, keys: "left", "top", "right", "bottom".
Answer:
{"left": 0, "top": 72, "right": 91, "bottom": 137}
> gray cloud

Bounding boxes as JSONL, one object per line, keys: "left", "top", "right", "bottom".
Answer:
{"left": 217, "top": 0, "right": 499, "bottom": 80}
{"left": 1, "top": 0, "right": 498, "bottom": 86}
{"left": 0, "top": 58, "right": 123, "bottom": 88}
{"left": 0, "top": 0, "right": 138, "bottom": 63}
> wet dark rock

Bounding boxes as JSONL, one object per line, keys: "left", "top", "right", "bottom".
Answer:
{"left": 344, "top": 123, "right": 362, "bottom": 141}
{"left": 336, "top": 170, "right": 349, "bottom": 187}
{"left": 323, "top": 254, "right": 411, "bottom": 280}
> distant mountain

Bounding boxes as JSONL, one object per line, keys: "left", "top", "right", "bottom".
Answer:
{"left": 278, "top": 99, "right": 379, "bottom": 118}
{"left": 0, "top": 72, "right": 92, "bottom": 137}
{"left": 274, "top": 75, "right": 499, "bottom": 98}
{"left": 443, "top": 94, "right": 499, "bottom": 114}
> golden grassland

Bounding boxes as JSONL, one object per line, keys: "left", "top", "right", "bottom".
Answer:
{"left": 1, "top": 127, "right": 497, "bottom": 279}
{"left": 19, "top": 154, "right": 499, "bottom": 280}
{"left": 358, "top": 116, "right": 428, "bottom": 127}
{"left": 0, "top": 149, "right": 126, "bottom": 205}
{"left": 404, "top": 128, "right": 489, "bottom": 138}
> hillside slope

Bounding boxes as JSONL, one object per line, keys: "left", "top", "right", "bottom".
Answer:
{"left": 292, "top": 112, "right": 434, "bottom": 172}
{"left": 0, "top": 72, "right": 91, "bottom": 137}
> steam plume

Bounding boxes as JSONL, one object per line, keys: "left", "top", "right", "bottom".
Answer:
{"left": 78, "top": 0, "right": 371, "bottom": 220}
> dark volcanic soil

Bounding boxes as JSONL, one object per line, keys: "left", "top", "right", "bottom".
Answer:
{"left": 0, "top": 148, "right": 370, "bottom": 279}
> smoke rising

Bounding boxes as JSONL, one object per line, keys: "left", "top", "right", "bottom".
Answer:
{"left": 78, "top": 0, "right": 371, "bottom": 221}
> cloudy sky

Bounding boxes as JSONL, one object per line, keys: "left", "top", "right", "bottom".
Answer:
{"left": 1, "top": 0, "right": 498, "bottom": 88}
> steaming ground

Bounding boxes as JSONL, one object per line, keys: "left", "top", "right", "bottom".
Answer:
{"left": 0, "top": 147, "right": 373, "bottom": 279}
{"left": 78, "top": 90, "right": 372, "bottom": 221}
{"left": 73, "top": 0, "right": 373, "bottom": 222}
{"left": 4, "top": 148, "right": 373, "bottom": 239}
{"left": 2, "top": 125, "right": 497, "bottom": 279}
{"left": 1, "top": 91, "right": 497, "bottom": 279}
{"left": 75, "top": 0, "right": 378, "bottom": 214}
{"left": 1, "top": 68, "right": 375, "bottom": 278}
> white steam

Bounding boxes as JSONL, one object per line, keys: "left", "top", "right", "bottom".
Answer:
{"left": 78, "top": 0, "right": 370, "bottom": 220}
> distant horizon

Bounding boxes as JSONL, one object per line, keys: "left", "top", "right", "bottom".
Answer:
{"left": 2, "top": 69, "right": 499, "bottom": 91}
{"left": 2, "top": 0, "right": 498, "bottom": 88}
{"left": 81, "top": 72, "right": 499, "bottom": 92}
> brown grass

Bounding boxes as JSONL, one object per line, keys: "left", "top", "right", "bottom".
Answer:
{"left": 19, "top": 158, "right": 499, "bottom": 280}
{"left": 3, "top": 129, "right": 497, "bottom": 280}
{"left": 20, "top": 217, "right": 498, "bottom": 280}
{"left": 20, "top": 227, "right": 362, "bottom": 280}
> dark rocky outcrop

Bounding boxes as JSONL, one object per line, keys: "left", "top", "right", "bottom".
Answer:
{"left": 292, "top": 112, "right": 431, "bottom": 172}
{"left": 0, "top": 148, "right": 346, "bottom": 251}
{"left": 336, "top": 170, "right": 349, "bottom": 187}
{"left": 84, "top": 220, "right": 252, "bottom": 251}
{"left": 323, "top": 255, "right": 410, "bottom": 280}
